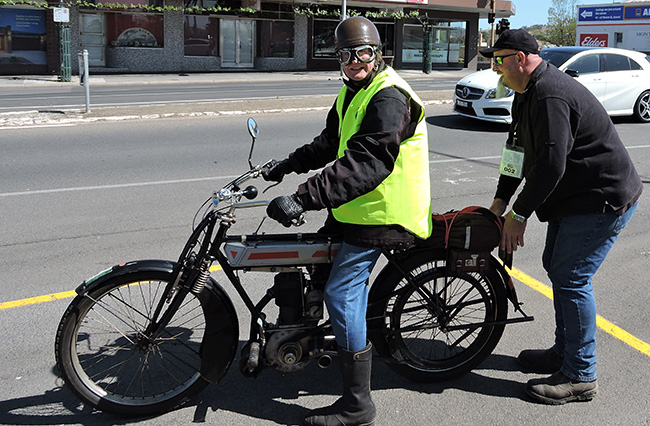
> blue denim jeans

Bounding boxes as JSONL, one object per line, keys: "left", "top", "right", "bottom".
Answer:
{"left": 324, "top": 242, "right": 381, "bottom": 352}
{"left": 542, "top": 202, "right": 637, "bottom": 382}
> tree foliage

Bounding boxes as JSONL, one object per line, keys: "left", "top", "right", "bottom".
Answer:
{"left": 546, "top": 0, "right": 578, "bottom": 46}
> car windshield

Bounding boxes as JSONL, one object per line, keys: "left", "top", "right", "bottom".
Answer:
{"left": 540, "top": 50, "right": 576, "bottom": 67}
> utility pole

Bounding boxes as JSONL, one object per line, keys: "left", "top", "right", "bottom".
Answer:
{"left": 54, "top": 5, "right": 71, "bottom": 81}
{"left": 489, "top": 0, "right": 496, "bottom": 68}
{"left": 422, "top": 13, "right": 432, "bottom": 74}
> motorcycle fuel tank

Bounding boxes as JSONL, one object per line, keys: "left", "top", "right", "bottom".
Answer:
{"left": 224, "top": 234, "right": 341, "bottom": 267}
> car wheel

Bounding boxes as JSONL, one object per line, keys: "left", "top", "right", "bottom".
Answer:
{"left": 633, "top": 90, "right": 650, "bottom": 123}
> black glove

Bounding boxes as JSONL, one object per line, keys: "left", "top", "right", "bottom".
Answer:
{"left": 262, "top": 159, "right": 292, "bottom": 183}
{"left": 267, "top": 194, "right": 304, "bottom": 227}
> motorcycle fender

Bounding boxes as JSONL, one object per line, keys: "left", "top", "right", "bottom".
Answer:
{"left": 75, "top": 259, "right": 239, "bottom": 385}
{"left": 489, "top": 255, "right": 520, "bottom": 309}
{"left": 199, "top": 276, "right": 239, "bottom": 384}
{"left": 75, "top": 259, "right": 178, "bottom": 295}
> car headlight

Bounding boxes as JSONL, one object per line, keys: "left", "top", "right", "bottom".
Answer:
{"left": 486, "top": 88, "right": 515, "bottom": 99}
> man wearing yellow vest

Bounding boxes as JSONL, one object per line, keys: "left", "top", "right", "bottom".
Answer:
{"left": 264, "top": 16, "right": 431, "bottom": 426}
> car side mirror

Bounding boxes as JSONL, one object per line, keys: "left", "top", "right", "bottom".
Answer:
{"left": 565, "top": 69, "right": 579, "bottom": 78}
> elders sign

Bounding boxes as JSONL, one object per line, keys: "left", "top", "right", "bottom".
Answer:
{"left": 580, "top": 34, "right": 609, "bottom": 47}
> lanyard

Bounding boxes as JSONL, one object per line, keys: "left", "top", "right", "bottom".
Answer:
{"left": 500, "top": 123, "right": 524, "bottom": 179}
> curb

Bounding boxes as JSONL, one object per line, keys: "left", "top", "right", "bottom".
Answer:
{"left": 0, "top": 90, "right": 454, "bottom": 128}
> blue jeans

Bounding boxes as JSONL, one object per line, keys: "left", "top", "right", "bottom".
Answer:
{"left": 324, "top": 242, "right": 381, "bottom": 352}
{"left": 542, "top": 203, "right": 637, "bottom": 382}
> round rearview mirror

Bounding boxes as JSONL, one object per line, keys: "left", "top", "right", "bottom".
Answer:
{"left": 247, "top": 117, "right": 259, "bottom": 139}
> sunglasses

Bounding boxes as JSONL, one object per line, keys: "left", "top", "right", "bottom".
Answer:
{"left": 494, "top": 53, "right": 518, "bottom": 65}
{"left": 337, "top": 45, "right": 377, "bottom": 66}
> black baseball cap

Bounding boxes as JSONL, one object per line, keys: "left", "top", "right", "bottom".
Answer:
{"left": 480, "top": 29, "right": 540, "bottom": 58}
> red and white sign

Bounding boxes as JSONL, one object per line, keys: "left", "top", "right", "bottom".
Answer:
{"left": 579, "top": 34, "right": 609, "bottom": 47}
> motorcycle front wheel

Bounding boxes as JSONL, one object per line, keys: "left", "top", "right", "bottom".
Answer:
{"left": 55, "top": 270, "right": 211, "bottom": 416}
{"left": 368, "top": 250, "right": 508, "bottom": 382}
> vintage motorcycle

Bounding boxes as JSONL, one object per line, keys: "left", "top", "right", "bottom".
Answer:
{"left": 55, "top": 118, "right": 533, "bottom": 417}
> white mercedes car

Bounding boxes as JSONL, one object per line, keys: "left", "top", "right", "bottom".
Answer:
{"left": 453, "top": 46, "right": 650, "bottom": 124}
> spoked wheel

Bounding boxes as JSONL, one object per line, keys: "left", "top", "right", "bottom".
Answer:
{"left": 369, "top": 251, "right": 507, "bottom": 382}
{"left": 55, "top": 270, "right": 211, "bottom": 416}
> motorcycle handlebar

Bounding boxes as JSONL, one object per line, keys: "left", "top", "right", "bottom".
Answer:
{"left": 211, "top": 160, "right": 305, "bottom": 228}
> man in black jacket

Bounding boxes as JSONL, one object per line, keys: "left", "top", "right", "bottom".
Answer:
{"left": 263, "top": 17, "right": 431, "bottom": 426}
{"left": 481, "top": 29, "right": 642, "bottom": 405}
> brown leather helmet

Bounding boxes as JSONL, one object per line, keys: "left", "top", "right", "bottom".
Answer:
{"left": 335, "top": 17, "right": 381, "bottom": 50}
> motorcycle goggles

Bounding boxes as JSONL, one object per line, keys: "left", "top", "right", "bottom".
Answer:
{"left": 336, "top": 45, "right": 377, "bottom": 66}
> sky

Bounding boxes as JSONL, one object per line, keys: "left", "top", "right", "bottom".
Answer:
{"left": 480, "top": 0, "right": 625, "bottom": 30}
{"left": 507, "top": 0, "right": 557, "bottom": 28}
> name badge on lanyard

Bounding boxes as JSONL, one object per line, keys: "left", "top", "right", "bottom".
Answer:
{"left": 499, "top": 123, "right": 524, "bottom": 179}
{"left": 500, "top": 145, "right": 524, "bottom": 178}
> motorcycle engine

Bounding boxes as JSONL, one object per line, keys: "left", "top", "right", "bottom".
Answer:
{"left": 263, "top": 271, "right": 324, "bottom": 372}
{"left": 265, "top": 329, "right": 310, "bottom": 372}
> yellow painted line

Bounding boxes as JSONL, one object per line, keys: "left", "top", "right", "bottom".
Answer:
{"left": 0, "top": 290, "right": 77, "bottom": 310}
{"left": 0, "top": 264, "right": 223, "bottom": 311}
{"left": 509, "top": 266, "right": 650, "bottom": 357}
{"left": 3, "top": 262, "right": 650, "bottom": 357}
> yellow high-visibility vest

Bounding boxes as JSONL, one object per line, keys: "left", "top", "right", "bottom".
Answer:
{"left": 332, "top": 67, "right": 432, "bottom": 238}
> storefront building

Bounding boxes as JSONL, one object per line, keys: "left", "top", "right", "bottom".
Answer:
{"left": 0, "top": 0, "right": 515, "bottom": 75}
{"left": 576, "top": 2, "right": 650, "bottom": 53}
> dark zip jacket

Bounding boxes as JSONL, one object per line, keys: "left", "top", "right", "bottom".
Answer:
{"left": 495, "top": 61, "right": 642, "bottom": 222}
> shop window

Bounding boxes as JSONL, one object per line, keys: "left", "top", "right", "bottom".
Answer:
{"left": 403, "top": 24, "right": 425, "bottom": 63}
{"left": 313, "top": 19, "right": 394, "bottom": 61}
{"left": 257, "top": 20, "right": 294, "bottom": 58}
{"left": 374, "top": 22, "right": 395, "bottom": 59}
{"left": 0, "top": 9, "right": 47, "bottom": 66}
{"left": 403, "top": 21, "right": 466, "bottom": 65}
{"left": 184, "top": 15, "right": 219, "bottom": 56}
{"left": 449, "top": 22, "right": 466, "bottom": 64}
{"left": 313, "top": 19, "right": 338, "bottom": 59}
{"left": 107, "top": 13, "right": 164, "bottom": 47}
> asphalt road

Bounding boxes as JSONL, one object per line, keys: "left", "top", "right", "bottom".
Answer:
{"left": 1, "top": 103, "right": 649, "bottom": 425}
{"left": 0, "top": 71, "right": 461, "bottom": 113}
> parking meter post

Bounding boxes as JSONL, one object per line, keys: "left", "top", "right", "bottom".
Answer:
{"left": 77, "top": 51, "right": 83, "bottom": 86}
{"left": 79, "top": 50, "right": 91, "bottom": 113}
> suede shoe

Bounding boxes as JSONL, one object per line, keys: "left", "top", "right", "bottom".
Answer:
{"left": 517, "top": 348, "right": 564, "bottom": 374}
{"left": 525, "top": 371, "right": 598, "bottom": 405}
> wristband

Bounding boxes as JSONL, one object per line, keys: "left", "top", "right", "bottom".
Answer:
{"left": 510, "top": 210, "right": 527, "bottom": 223}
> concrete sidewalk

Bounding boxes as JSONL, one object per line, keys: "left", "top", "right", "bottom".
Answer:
{"left": 0, "top": 68, "right": 473, "bottom": 87}
{"left": 0, "top": 68, "right": 470, "bottom": 127}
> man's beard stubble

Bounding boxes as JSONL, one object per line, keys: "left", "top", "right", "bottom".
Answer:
{"left": 495, "top": 75, "right": 509, "bottom": 99}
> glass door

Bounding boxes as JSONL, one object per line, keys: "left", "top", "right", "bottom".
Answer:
{"left": 221, "top": 19, "right": 254, "bottom": 68}
{"left": 431, "top": 28, "right": 449, "bottom": 64}
{"left": 79, "top": 13, "right": 106, "bottom": 67}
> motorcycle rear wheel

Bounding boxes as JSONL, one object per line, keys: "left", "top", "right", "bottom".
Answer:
{"left": 369, "top": 251, "right": 507, "bottom": 382}
{"left": 55, "top": 270, "right": 210, "bottom": 416}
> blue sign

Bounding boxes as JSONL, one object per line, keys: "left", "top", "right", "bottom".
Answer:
{"left": 578, "top": 5, "right": 623, "bottom": 22}
{"left": 0, "top": 9, "right": 46, "bottom": 34}
{"left": 624, "top": 5, "right": 650, "bottom": 20}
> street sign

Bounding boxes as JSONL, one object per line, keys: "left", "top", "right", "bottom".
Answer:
{"left": 578, "top": 5, "right": 623, "bottom": 22}
{"left": 53, "top": 7, "right": 69, "bottom": 23}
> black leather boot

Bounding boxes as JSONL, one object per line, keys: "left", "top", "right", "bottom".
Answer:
{"left": 303, "top": 343, "right": 376, "bottom": 426}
